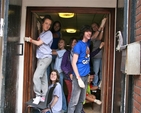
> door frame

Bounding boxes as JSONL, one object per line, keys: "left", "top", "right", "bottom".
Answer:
{"left": 23, "top": 7, "right": 115, "bottom": 113}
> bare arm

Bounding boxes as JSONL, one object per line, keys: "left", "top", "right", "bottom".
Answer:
{"left": 42, "top": 95, "right": 59, "bottom": 113}
{"left": 72, "top": 53, "right": 80, "bottom": 79}
{"left": 50, "top": 95, "right": 59, "bottom": 108}
{"left": 52, "top": 49, "right": 58, "bottom": 55}
{"left": 30, "top": 38, "right": 44, "bottom": 46}
{"left": 91, "top": 18, "right": 107, "bottom": 41}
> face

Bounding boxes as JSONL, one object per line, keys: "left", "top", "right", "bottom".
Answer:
{"left": 88, "top": 75, "right": 94, "bottom": 83}
{"left": 58, "top": 39, "right": 65, "bottom": 49}
{"left": 91, "top": 23, "right": 99, "bottom": 32}
{"left": 54, "top": 23, "right": 60, "bottom": 32}
{"left": 50, "top": 71, "right": 57, "bottom": 82}
{"left": 42, "top": 19, "right": 52, "bottom": 31}
{"left": 71, "top": 39, "right": 77, "bottom": 49}
{"left": 84, "top": 31, "right": 92, "bottom": 40}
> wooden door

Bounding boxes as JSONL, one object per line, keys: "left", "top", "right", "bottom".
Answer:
{"left": 23, "top": 12, "right": 40, "bottom": 113}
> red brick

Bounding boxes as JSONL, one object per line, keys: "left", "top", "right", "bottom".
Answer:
{"left": 136, "top": 0, "right": 141, "bottom": 8}
{"left": 136, "top": 13, "right": 141, "bottom": 22}
{"left": 136, "top": 28, "right": 141, "bottom": 36}
{"left": 133, "top": 100, "right": 141, "bottom": 111}
{"left": 135, "top": 20, "right": 141, "bottom": 29}
{"left": 135, "top": 79, "right": 141, "bottom": 87}
{"left": 136, "top": 6, "right": 141, "bottom": 15}
{"left": 135, "top": 94, "right": 141, "bottom": 104}
{"left": 134, "top": 86, "right": 141, "bottom": 95}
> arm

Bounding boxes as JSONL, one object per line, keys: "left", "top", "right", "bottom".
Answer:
{"left": 52, "top": 49, "right": 58, "bottom": 55}
{"left": 72, "top": 53, "right": 80, "bottom": 79}
{"left": 42, "top": 95, "right": 59, "bottom": 113}
{"left": 90, "top": 42, "right": 104, "bottom": 57}
{"left": 61, "top": 51, "right": 71, "bottom": 75}
{"left": 24, "top": 37, "right": 44, "bottom": 46}
{"left": 50, "top": 95, "right": 59, "bottom": 108}
{"left": 91, "top": 18, "right": 107, "bottom": 41}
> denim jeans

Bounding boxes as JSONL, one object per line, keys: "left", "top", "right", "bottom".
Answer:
{"left": 92, "top": 58, "right": 102, "bottom": 86}
{"left": 68, "top": 75, "right": 88, "bottom": 113}
{"left": 59, "top": 72, "right": 67, "bottom": 111}
{"left": 47, "top": 55, "right": 56, "bottom": 80}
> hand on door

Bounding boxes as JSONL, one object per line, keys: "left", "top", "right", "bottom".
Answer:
{"left": 24, "top": 37, "right": 32, "bottom": 42}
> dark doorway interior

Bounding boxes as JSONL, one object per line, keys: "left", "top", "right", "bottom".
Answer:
{"left": 23, "top": 7, "right": 115, "bottom": 113}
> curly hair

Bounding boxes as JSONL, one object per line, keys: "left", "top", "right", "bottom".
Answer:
{"left": 79, "top": 25, "right": 93, "bottom": 39}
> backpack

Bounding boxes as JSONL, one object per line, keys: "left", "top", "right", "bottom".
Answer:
{"left": 26, "top": 84, "right": 57, "bottom": 113}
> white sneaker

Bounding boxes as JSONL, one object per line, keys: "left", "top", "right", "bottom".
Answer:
{"left": 33, "top": 96, "right": 41, "bottom": 104}
{"left": 98, "top": 81, "right": 102, "bottom": 89}
{"left": 40, "top": 96, "right": 45, "bottom": 102}
{"left": 94, "top": 99, "right": 102, "bottom": 105}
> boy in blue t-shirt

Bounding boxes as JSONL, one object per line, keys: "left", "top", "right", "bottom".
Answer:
{"left": 68, "top": 25, "right": 94, "bottom": 113}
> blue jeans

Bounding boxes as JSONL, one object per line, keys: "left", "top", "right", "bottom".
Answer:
{"left": 47, "top": 55, "right": 56, "bottom": 80}
{"left": 59, "top": 72, "right": 67, "bottom": 111}
{"left": 92, "top": 58, "right": 102, "bottom": 86}
{"left": 68, "top": 75, "right": 88, "bottom": 113}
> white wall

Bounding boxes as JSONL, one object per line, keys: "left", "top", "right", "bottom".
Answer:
{"left": 17, "top": 0, "right": 117, "bottom": 113}
{"left": 23, "top": 0, "right": 116, "bottom": 8}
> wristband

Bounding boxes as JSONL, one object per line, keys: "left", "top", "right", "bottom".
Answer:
{"left": 97, "top": 30, "right": 101, "bottom": 32}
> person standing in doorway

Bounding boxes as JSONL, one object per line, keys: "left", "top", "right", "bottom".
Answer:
{"left": 24, "top": 15, "right": 53, "bottom": 105}
{"left": 91, "top": 18, "right": 107, "bottom": 88}
{"left": 67, "top": 25, "right": 93, "bottom": 113}
{"left": 61, "top": 37, "right": 78, "bottom": 103}
{"left": 52, "top": 39, "right": 67, "bottom": 112}
{"left": 47, "top": 21, "right": 62, "bottom": 79}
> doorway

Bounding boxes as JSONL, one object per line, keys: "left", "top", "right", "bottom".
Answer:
{"left": 23, "top": 7, "right": 115, "bottom": 113}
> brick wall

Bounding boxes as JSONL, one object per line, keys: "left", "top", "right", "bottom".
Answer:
{"left": 133, "top": 0, "right": 141, "bottom": 113}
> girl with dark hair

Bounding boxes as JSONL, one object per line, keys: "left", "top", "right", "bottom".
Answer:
{"left": 24, "top": 15, "right": 53, "bottom": 105}
{"left": 61, "top": 37, "right": 78, "bottom": 103}
{"left": 42, "top": 70, "right": 63, "bottom": 113}
{"left": 51, "top": 21, "right": 62, "bottom": 49}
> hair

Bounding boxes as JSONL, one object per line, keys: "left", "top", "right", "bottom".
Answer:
{"left": 59, "top": 38, "right": 66, "bottom": 45}
{"left": 69, "top": 37, "right": 78, "bottom": 46}
{"left": 51, "top": 21, "right": 61, "bottom": 33}
{"left": 79, "top": 25, "right": 93, "bottom": 39}
{"left": 42, "top": 15, "right": 53, "bottom": 23}
{"left": 49, "top": 69, "right": 60, "bottom": 84}
{"left": 92, "top": 22, "right": 99, "bottom": 27}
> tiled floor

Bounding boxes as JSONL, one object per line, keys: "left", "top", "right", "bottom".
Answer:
{"left": 84, "top": 103, "right": 101, "bottom": 113}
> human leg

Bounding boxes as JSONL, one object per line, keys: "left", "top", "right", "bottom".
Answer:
{"left": 98, "top": 59, "right": 102, "bottom": 87}
{"left": 33, "top": 57, "right": 52, "bottom": 96}
{"left": 75, "top": 76, "right": 88, "bottom": 113}
{"left": 64, "top": 80, "right": 72, "bottom": 103}
{"left": 92, "top": 58, "right": 101, "bottom": 86}
{"left": 68, "top": 76, "right": 82, "bottom": 113}
{"left": 59, "top": 73, "right": 67, "bottom": 111}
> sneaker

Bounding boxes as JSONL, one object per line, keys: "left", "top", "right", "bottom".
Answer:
{"left": 94, "top": 99, "right": 102, "bottom": 105}
{"left": 33, "top": 96, "right": 41, "bottom": 104}
{"left": 98, "top": 81, "right": 102, "bottom": 89}
{"left": 40, "top": 96, "right": 45, "bottom": 102}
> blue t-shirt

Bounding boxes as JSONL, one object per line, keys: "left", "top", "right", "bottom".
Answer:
{"left": 51, "top": 31, "right": 61, "bottom": 49}
{"left": 36, "top": 30, "right": 53, "bottom": 59}
{"left": 73, "top": 40, "right": 90, "bottom": 76}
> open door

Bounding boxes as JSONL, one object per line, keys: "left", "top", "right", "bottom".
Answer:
{"left": 23, "top": 12, "right": 40, "bottom": 113}
{"left": 23, "top": 7, "right": 115, "bottom": 113}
